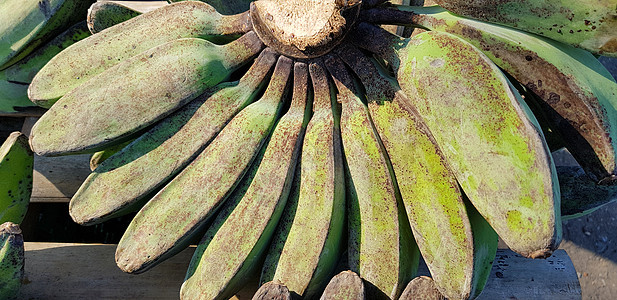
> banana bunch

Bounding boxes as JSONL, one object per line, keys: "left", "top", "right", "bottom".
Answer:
{"left": 0, "top": 222, "right": 24, "bottom": 300}
{"left": 0, "top": 0, "right": 97, "bottom": 112}
{"left": 23, "top": 0, "right": 617, "bottom": 299}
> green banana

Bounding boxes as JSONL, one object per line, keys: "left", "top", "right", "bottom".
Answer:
{"left": 431, "top": 0, "right": 617, "bottom": 56}
{"left": 336, "top": 44, "right": 496, "bottom": 299}
{"left": 0, "top": 222, "right": 24, "bottom": 300}
{"left": 0, "top": 132, "right": 33, "bottom": 225}
{"left": 350, "top": 25, "right": 560, "bottom": 258}
{"left": 558, "top": 165, "right": 617, "bottom": 219}
{"left": 30, "top": 32, "right": 264, "bottom": 156}
{"left": 261, "top": 61, "right": 345, "bottom": 299}
{"left": 28, "top": 1, "right": 252, "bottom": 105}
{"left": 0, "top": 21, "right": 90, "bottom": 113}
{"left": 69, "top": 48, "right": 277, "bottom": 226}
{"left": 87, "top": 1, "right": 169, "bottom": 34}
{"left": 325, "top": 55, "right": 416, "bottom": 300}
{"left": 0, "top": 74, "right": 31, "bottom": 113}
{"left": 89, "top": 139, "right": 133, "bottom": 171}
{"left": 0, "top": 0, "right": 93, "bottom": 69}
{"left": 181, "top": 61, "right": 310, "bottom": 300}
{"left": 115, "top": 55, "right": 292, "bottom": 274}
{"left": 169, "top": 0, "right": 253, "bottom": 15}
{"left": 393, "top": 5, "right": 617, "bottom": 184}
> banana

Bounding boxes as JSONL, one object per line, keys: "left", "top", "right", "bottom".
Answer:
{"left": 558, "top": 165, "right": 617, "bottom": 219}
{"left": 336, "top": 44, "right": 496, "bottom": 299}
{"left": 87, "top": 1, "right": 169, "bottom": 34}
{"left": 181, "top": 61, "right": 310, "bottom": 300}
{"left": 349, "top": 25, "right": 560, "bottom": 258}
{"left": 69, "top": 48, "right": 277, "bottom": 226}
{"left": 28, "top": 1, "right": 252, "bottom": 105}
{"left": 0, "top": 0, "right": 93, "bottom": 69}
{"left": 169, "top": 0, "right": 253, "bottom": 15}
{"left": 89, "top": 139, "right": 133, "bottom": 171}
{"left": 320, "top": 271, "right": 365, "bottom": 300}
{"left": 30, "top": 32, "right": 264, "bottom": 156}
{"left": 0, "top": 74, "right": 31, "bottom": 113}
{"left": 0, "top": 222, "right": 24, "bottom": 300}
{"left": 0, "top": 132, "right": 33, "bottom": 225}
{"left": 390, "top": 5, "right": 617, "bottom": 184}
{"left": 260, "top": 61, "right": 345, "bottom": 299}
{"left": 0, "top": 21, "right": 90, "bottom": 113}
{"left": 431, "top": 0, "right": 617, "bottom": 56}
{"left": 115, "top": 55, "right": 293, "bottom": 274}
{"left": 325, "top": 55, "right": 417, "bottom": 300}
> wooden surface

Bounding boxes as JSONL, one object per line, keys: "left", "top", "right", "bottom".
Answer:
{"left": 31, "top": 154, "right": 91, "bottom": 203}
{"left": 19, "top": 243, "right": 580, "bottom": 299}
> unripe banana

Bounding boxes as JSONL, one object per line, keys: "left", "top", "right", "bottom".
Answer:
{"left": 325, "top": 55, "right": 418, "bottom": 300}
{"left": 87, "top": 1, "right": 169, "bottom": 34}
{"left": 115, "top": 55, "right": 293, "bottom": 274}
{"left": 0, "top": 222, "right": 24, "bottom": 300}
{"left": 30, "top": 32, "right": 264, "bottom": 156}
{"left": 169, "top": 0, "right": 252, "bottom": 15}
{"left": 394, "top": 5, "right": 617, "bottom": 184}
{"left": 70, "top": 48, "right": 277, "bottom": 225}
{"left": 0, "top": 0, "right": 93, "bottom": 69}
{"left": 350, "top": 25, "right": 560, "bottom": 258}
{"left": 336, "top": 44, "right": 497, "bottom": 299}
{"left": 28, "top": 1, "right": 252, "bottom": 105}
{"left": 261, "top": 61, "right": 345, "bottom": 299}
{"left": 0, "top": 21, "right": 90, "bottom": 113}
{"left": 0, "top": 132, "right": 33, "bottom": 225}
{"left": 181, "top": 61, "right": 310, "bottom": 300}
{"left": 432, "top": 0, "right": 617, "bottom": 56}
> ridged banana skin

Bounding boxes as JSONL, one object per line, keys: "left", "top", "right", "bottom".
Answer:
{"left": 0, "top": 0, "right": 93, "bottom": 69}
{"left": 115, "top": 56, "right": 293, "bottom": 274}
{"left": 170, "top": 0, "right": 253, "bottom": 15}
{"left": 263, "top": 62, "right": 345, "bottom": 299}
{"left": 396, "top": 31, "right": 561, "bottom": 258}
{"left": 325, "top": 56, "right": 416, "bottom": 300}
{"left": 69, "top": 48, "right": 277, "bottom": 226}
{"left": 0, "top": 133, "right": 33, "bottom": 225}
{"left": 406, "top": 6, "right": 617, "bottom": 184}
{"left": 30, "top": 33, "right": 264, "bottom": 156}
{"left": 0, "top": 223, "right": 24, "bottom": 300}
{"left": 336, "top": 45, "right": 494, "bottom": 299}
{"left": 433, "top": 0, "right": 617, "bottom": 57}
{"left": 181, "top": 62, "right": 311, "bottom": 300}
{"left": 558, "top": 165, "right": 617, "bottom": 219}
{"left": 28, "top": 1, "right": 250, "bottom": 105}
{"left": 87, "top": 1, "right": 169, "bottom": 34}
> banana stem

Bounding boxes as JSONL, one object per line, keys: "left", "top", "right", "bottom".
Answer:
{"left": 346, "top": 22, "right": 407, "bottom": 70}
{"left": 219, "top": 11, "right": 252, "bottom": 35}
{"left": 220, "top": 31, "right": 265, "bottom": 70}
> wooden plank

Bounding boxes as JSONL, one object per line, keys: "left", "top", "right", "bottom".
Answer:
{"left": 31, "top": 154, "right": 91, "bottom": 203}
{"left": 19, "top": 243, "right": 580, "bottom": 299}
